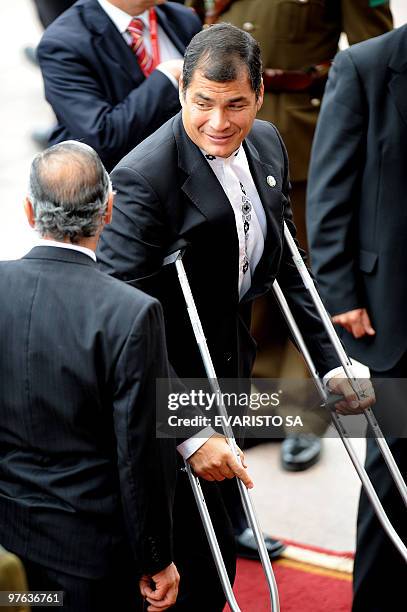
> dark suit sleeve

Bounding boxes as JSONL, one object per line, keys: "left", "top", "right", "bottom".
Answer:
{"left": 113, "top": 297, "right": 176, "bottom": 575}
{"left": 306, "top": 49, "right": 366, "bottom": 317}
{"left": 37, "top": 36, "right": 180, "bottom": 165}
{"left": 272, "top": 126, "right": 341, "bottom": 376}
{"left": 97, "top": 165, "right": 168, "bottom": 283}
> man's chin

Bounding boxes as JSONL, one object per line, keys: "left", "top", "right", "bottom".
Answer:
{"left": 203, "top": 143, "right": 236, "bottom": 158}
{"left": 201, "top": 134, "right": 239, "bottom": 158}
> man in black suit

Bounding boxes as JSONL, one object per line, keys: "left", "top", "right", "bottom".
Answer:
{"left": 97, "top": 23, "right": 375, "bottom": 611}
{"left": 37, "top": 0, "right": 201, "bottom": 170}
{"left": 0, "top": 141, "right": 179, "bottom": 612}
{"left": 307, "top": 25, "right": 407, "bottom": 612}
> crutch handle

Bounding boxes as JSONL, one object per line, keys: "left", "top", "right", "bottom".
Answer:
{"left": 162, "top": 238, "right": 189, "bottom": 267}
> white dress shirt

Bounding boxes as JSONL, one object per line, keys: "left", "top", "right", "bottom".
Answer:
{"left": 97, "top": 0, "right": 182, "bottom": 87}
{"left": 203, "top": 147, "right": 266, "bottom": 299}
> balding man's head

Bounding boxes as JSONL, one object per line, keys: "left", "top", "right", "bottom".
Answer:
{"left": 28, "top": 141, "right": 111, "bottom": 243}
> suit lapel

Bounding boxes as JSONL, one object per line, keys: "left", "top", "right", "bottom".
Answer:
{"left": 388, "top": 71, "right": 407, "bottom": 128}
{"left": 83, "top": 0, "right": 144, "bottom": 85}
{"left": 173, "top": 115, "right": 240, "bottom": 303}
{"left": 388, "top": 26, "right": 407, "bottom": 128}
{"left": 174, "top": 116, "right": 237, "bottom": 225}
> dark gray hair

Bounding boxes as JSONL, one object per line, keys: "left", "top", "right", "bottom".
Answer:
{"left": 182, "top": 23, "right": 263, "bottom": 99}
{"left": 29, "top": 141, "right": 111, "bottom": 243}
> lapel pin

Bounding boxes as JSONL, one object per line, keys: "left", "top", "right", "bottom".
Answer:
{"left": 267, "top": 175, "right": 276, "bottom": 187}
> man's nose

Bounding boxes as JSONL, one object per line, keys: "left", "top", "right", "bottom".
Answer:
{"left": 208, "top": 109, "right": 230, "bottom": 131}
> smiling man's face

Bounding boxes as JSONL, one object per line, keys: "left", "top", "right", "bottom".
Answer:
{"left": 180, "top": 67, "right": 264, "bottom": 158}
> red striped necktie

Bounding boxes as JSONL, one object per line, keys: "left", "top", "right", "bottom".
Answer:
{"left": 127, "top": 17, "right": 154, "bottom": 77}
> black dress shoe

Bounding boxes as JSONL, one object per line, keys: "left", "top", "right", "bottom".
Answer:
{"left": 235, "top": 528, "right": 286, "bottom": 561}
{"left": 281, "top": 434, "right": 321, "bottom": 472}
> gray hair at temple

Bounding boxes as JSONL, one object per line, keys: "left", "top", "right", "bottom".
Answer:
{"left": 182, "top": 23, "right": 263, "bottom": 99}
{"left": 28, "top": 141, "right": 111, "bottom": 243}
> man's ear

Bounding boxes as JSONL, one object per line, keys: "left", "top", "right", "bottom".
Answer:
{"left": 24, "top": 197, "right": 36, "bottom": 228}
{"left": 256, "top": 79, "right": 264, "bottom": 112}
{"left": 179, "top": 78, "right": 185, "bottom": 107}
{"left": 104, "top": 191, "right": 114, "bottom": 226}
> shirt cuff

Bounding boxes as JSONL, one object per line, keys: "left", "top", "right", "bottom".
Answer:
{"left": 176, "top": 426, "right": 216, "bottom": 461}
{"left": 156, "top": 65, "right": 178, "bottom": 89}
{"left": 322, "top": 358, "right": 371, "bottom": 388}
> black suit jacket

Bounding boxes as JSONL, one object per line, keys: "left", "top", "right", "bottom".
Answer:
{"left": 307, "top": 25, "right": 407, "bottom": 372}
{"left": 0, "top": 247, "right": 176, "bottom": 579}
{"left": 97, "top": 113, "right": 340, "bottom": 380}
{"left": 37, "top": 0, "right": 201, "bottom": 171}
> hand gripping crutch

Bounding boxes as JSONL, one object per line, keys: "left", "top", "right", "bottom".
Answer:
{"left": 270, "top": 221, "right": 407, "bottom": 561}
{"left": 164, "top": 247, "right": 280, "bottom": 612}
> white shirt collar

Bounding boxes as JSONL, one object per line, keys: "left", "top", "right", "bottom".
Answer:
{"left": 97, "top": 0, "right": 149, "bottom": 34}
{"left": 36, "top": 239, "right": 96, "bottom": 262}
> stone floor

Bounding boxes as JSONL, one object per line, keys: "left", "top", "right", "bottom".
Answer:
{"left": 0, "top": 0, "right": 406, "bottom": 553}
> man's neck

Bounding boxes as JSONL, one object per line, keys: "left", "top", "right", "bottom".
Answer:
{"left": 41, "top": 235, "right": 98, "bottom": 253}
{"left": 105, "top": 1, "right": 144, "bottom": 17}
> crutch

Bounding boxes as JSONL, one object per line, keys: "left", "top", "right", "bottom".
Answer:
{"left": 164, "top": 247, "right": 280, "bottom": 612}
{"left": 270, "top": 221, "right": 407, "bottom": 561}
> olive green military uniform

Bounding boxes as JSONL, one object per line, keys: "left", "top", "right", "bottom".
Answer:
{"left": 191, "top": 0, "right": 393, "bottom": 432}
{"left": 0, "top": 547, "right": 30, "bottom": 612}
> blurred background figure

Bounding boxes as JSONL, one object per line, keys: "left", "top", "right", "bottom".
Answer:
{"left": 31, "top": 0, "right": 75, "bottom": 29}
{"left": 36, "top": 0, "right": 201, "bottom": 170}
{"left": 24, "top": 0, "right": 76, "bottom": 66}
{"left": 189, "top": 0, "right": 393, "bottom": 472}
{"left": 24, "top": 1, "right": 77, "bottom": 146}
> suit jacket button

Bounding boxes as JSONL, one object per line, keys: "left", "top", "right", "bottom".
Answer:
{"left": 311, "top": 98, "right": 321, "bottom": 107}
{"left": 242, "top": 22, "right": 255, "bottom": 32}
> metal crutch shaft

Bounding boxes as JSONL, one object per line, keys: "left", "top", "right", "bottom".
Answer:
{"left": 185, "top": 462, "right": 241, "bottom": 612}
{"left": 272, "top": 266, "right": 407, "bottom": 561}
{"left": 283, "top": 221, "right": 407, "bottom": 508}
{"left": 173, "top": 252, "right": 280, "bottom": 612}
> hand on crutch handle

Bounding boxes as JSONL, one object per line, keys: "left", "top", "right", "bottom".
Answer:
{"left": 327, "top": 374, "right": 376, "bottom": 415}
{"left": 187, "top": 434, "right": 254, "bottom": 488}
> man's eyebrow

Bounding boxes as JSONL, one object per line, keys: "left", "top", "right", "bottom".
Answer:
{"left": 193, "top": 93, "right": 249, "bottom": 103}
{"left": 194, "top": 92, "right": 213, "bottom": 102}
{"left": 228, "top": 96, "right": 249, "bottom": 103}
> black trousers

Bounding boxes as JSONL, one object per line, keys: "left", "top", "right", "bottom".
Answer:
{"left": 32, "top": 0, "right": 75, "bottom": 29}
{"left": 352, "top": 355, "right": 407, "bottom": 612}
{"left": 172, "top": 468, "right": 236, "bottom": 611}
{"left": 21, "top": 549, "right": 143, "bottom": 612}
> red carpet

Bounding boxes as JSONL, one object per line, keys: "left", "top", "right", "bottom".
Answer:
{"left": 224, "top": 543, "right": 353, "bottom": 612}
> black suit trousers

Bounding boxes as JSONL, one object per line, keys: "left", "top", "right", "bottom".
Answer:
{"left": 172, "top": 469, "right": 236, "bottom": 611}
{"left": 21, "top": 543, "right": 143, "bottom": 612}
{"left": 352, "top": 355, "right": 407, "bottom": 612}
